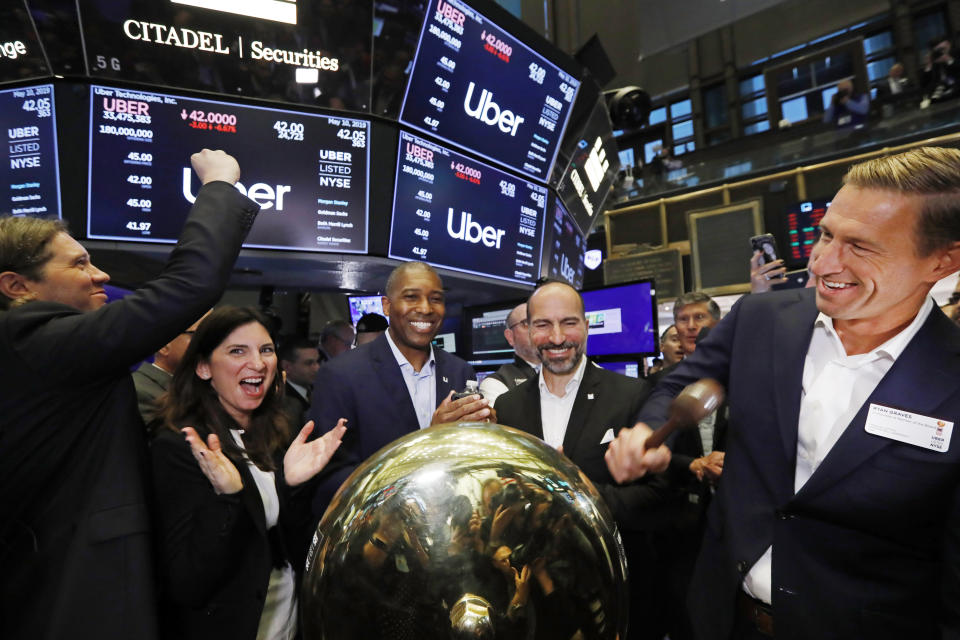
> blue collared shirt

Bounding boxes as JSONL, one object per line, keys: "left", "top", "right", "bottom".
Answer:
{"left": 385, "top": 330, "right": 437, "bottom": 430}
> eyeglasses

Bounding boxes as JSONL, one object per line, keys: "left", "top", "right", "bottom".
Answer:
{"left": 507, "top": 319, "right": 528, "bottom": 331}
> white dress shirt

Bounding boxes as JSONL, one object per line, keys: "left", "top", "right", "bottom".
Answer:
{"left": 385, "top": 330, "right": 437, "bottom": 430}
{"left": 743, "top": 297, "right": 934, "bottom": 604}
{"left": 229, "top": 430, "right": 297, "bottom": 640}
{"left": 538, "top": 356, "right": 588, "bottom": 449}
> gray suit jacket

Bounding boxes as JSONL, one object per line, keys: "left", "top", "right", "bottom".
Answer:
{"left": 132, "top": 361, "right": 172, "bottom": 426}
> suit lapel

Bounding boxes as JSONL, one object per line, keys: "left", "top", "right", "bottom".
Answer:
{"left": 235, "top": 456, "right": 267, "bottom": 537}
{"left": 772, "top": 290, "right": 819, "bottom": 463}
{"left": 797, "top": 308, "right": 960, "bottom": 500}
{"left": 523, "top": 378, "right": 545, "bottom": 439}
{"left": 370, "top": 335, "right": 420, "bottom": 427}
{"left": 561, "top": 363, "right": 600, "bottom": 455}
{"left": 434, "top": 349, "right": 458, "bottom": 403}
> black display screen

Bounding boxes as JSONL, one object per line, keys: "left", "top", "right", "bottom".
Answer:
{"left": 785, "top": 199, "right": 830, "bottom": 267}
{"left": 76, "top": 0, "right": 372, "bottom": 111}
{"left": 0, "top": 4, "right": 50, "bottom": 83}
{"left": 543, "top": 198, "right": 585, "bottom": 289}
{"left": 399, "top": 0, "right": 579, "bottom": 181}
{"left": 1, "top": 83, "right": 61, "bottom": 218}
{"left": 389, "top": 130, "right": 547, "bottom": 285}
{"left": 87, "top": 84, "right": 369, "bottom": 252}
{"left": 556, "top": 98, "right": 620, "bottom": 235}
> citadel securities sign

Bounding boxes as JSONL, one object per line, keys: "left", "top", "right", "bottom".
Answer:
{"left": 75, "top": 0, "right": 367, "bottom": 109}
{"left": 121, "top": 20, "right": 339, "bottom": 72}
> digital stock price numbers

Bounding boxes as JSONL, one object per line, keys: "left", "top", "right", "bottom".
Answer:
{"left": 1, "top": 84, "right": 61, "bottom": 218}
{"left": 389, "top": 131, "right": 547, "bottom": 285}
{"left": 87, "top": 85, "right": 370, "bottom": 252}
{"left": 399, "top": 0, "right": 580, "bottom": 181}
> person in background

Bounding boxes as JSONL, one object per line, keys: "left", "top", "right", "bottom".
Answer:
{"left": 278, "top": 335, "right": 322, "bottom": 430}
{"left": 922, "top": 37, "right": 959, "bottom": 103}
{"left": 355, "top": 311, "right": 388, "bottom": 346}
{"left": 151, "top": 306, "right": 346, "bottom": 640}
{"left": 133, "top": 310, "right": 210, "bottom": 428}
{"left": 823, "top": 79, "right": 870, "bottom": 128}
{"left": 479, "top": 303, "right": 541, "bottom": 406}
{"left": 0, "top": 149, "right": 258, "bottom": 640}
{"left": 659, "top": 324, "right": 684, "bottom": 368}
{"left": 318, "top": 319, "right": 355, "bottom": 363}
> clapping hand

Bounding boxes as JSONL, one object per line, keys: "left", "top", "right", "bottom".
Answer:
{"left": 182, "top": 427, "right": 243, "bottom": 495}
{"left": 283, "top": 419, "right": 347, "bottom": 487}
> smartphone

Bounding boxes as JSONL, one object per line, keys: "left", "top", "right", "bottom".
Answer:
{"left": 750, "top": 234, "right": 780, "bottom": 265}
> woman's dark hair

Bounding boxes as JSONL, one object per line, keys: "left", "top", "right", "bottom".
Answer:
{"left": 158, "top": 305, "right": 290, "bottom": 470}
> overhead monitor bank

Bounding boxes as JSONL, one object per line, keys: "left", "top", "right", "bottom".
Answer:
{"left": 400, "top": 0, "right": 580, "bottom": 182}
{"left": 1, "top": 83, "right": 61, "bottom": 219}
{"left": 389, "top": 131, "right": 548, "bottom": 286}
{"left": 86, "top": 84, "right": 370, "bottom": 253}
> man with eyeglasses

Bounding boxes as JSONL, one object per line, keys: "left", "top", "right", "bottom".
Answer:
{"left": 132, "top": 310, "right": 210, "bottom": 428}
{"left": 478, "top": 302, "right": 540, "bottom": 405}
{"left": 318, "top": 319, "right": 356, "bottom": 362}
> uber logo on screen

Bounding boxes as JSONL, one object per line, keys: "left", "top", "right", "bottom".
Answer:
{"left": 182, "top": 168, "right": 291, "bottom": 210}
{"left": 446, "top": 209, "right": 505, "bottom": 248}
{"left": 171, "top": 0, "right": 297, "bottom": 25}
{"left": 463, "top": 82, "right": 524, "bottom": 137}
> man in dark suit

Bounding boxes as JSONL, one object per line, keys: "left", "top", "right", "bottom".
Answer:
{"left": 308, "top": 262, "right": 490, "bottom": 518}
{"left": 607, "top": 146, "right": 960, "bottom": 639}
{"left": 279, "top": 335, "right": 322, "bottom": 429}
{"left": 132, "top": 310, "right": 209, "bottom": 429}
{"left": 0, "top": 150, "right": 259, "bottom": 640}
{"left": 494, "top": 281, "right": 668, "bottom": 639}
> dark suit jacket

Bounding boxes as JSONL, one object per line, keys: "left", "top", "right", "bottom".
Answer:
{"left": 132, "top": 361, "right": 172, "bottom": 427}
{"left": 637, "top": 287, "right": 960, "bottom": 640}
{"left": 307, "top": 333, "right": 474, "bottom": 518}
{"left": 151, "top": 429, "right": 310, "bottom": 640}
{"left": 0, "top": 182, "right": 258, "bottom": 640}
{"left": 281, "top": 381, "right": 310, "bottom": 433}
{"left": 494, "top": 362, "right": 669, "bottom": 532}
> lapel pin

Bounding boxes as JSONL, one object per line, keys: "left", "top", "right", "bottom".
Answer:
{"left": 587, "top": 393, "right": 595, "bottom": 400}
{"left": 443, "top": 376, "right": 449, "bottom": 383}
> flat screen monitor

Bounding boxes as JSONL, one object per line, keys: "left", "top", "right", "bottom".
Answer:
{"left": 463, "top": 298, "right": 525, "bottom": 359}
{"left": 595, "top": 360, "right": 640, "bottom": 378}
{"left": 347, "top": 295, "right": 385, "bottom": 325}
{"left": 0, "top": 5, "right": 50, "bottom": 83}
{"left": 581, "top": 280, "right": 658, "bottom": 358}
{"left": 389, "top": 131, "right": 548, "bottom": 285}
{"left": 556, "top": 98, "right": 620, "bottom": 235}
{"left": 86, "top": 84, "right": 370, "bottom": 252}
{"left": 542, "top": 197, "right": 585, "bottom": 289}
{"left": 399, "top": 0, "right": 580, "bottom": 181}
{"left": 785, "top": 199, "right": 830, "bottom": 267}
{"left": 74, "top": 0, "right": 372, "bottom": 111}
{"left": 432, "top": 332, "right": 456, "bottom": 353}
{"left": 1, "top": 83, "right": 61, "bottom": 218}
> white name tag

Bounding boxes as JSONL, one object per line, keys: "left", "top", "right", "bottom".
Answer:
{"left": 865, "top": 403, "right": 953, "bottom": 452}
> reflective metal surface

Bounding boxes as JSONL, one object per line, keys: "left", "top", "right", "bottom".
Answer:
{"left": 302, "top": 422, "right": 628, "bottom": 640}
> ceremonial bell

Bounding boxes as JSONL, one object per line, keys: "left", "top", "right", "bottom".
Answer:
{"left": 301, "top": 422, "right": 629, "bottom": 639}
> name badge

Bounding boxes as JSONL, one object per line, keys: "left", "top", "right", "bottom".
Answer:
{"left": 865, "top": 403, "right": 953, "bottom": 452}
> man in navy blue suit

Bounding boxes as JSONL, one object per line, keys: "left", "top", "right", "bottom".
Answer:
{"left": 308, "top": 262, "right": 489, "bottom": 518}
{"left": 607, "top": 146, "right": 960, "bottom": 639}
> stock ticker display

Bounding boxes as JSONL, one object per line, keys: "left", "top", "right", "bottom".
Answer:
{"left": 389, "top": 130, "right": 547, "bottom": 285}
{"left": 399, "top": 0, "right": 580, "bottom": 182}
{"left": 1, "top": 84, "right": 61, "bottom": 219}
{"left": 87, "top": 85, "right": 369, "bottom": 252}
{"left": 786, "top": 199, "right": 830, "bottom": 264}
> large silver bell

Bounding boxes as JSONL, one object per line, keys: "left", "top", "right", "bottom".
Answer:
{"left": 301, "top": 422, "right": 628, "bottom": 639}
